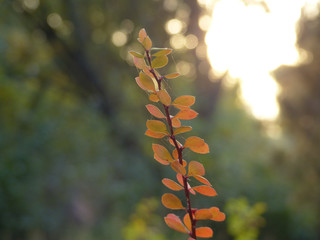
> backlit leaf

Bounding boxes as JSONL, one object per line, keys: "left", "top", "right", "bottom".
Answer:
{"left": 173, "top": 126, "right": 192, "bottom": 135}
{"left": 146, "top": 104, "right": 166, "bottom": 118}
{"left": 171, "top": 161, "right": 186, "bottom": 175}
{"left": 154, "top": 154, "right": 170, "bottom": 165}
{"left": 164, "top": 214, "right": 188, "bottom": 233}
{"left": 165, "top": 73, "right": 180, "bottom": 79}
{"left": 139, "top": 72, "right": 155, "bottom": 91}
{"left": 210, "top": 207, "right": 226, "bottom": 222}
{"left": 152, "top": 144, "right": 173, "bottom": 162}
{"left": 146, "top": 120, "right": 168, "bottom": 134}
{"left": 135, "top": 77, "right": 148, "bottom": 91}
{"left": 188, "top": 161, "right": 205, "bottom": 176}
{"left": 129, "top": 51, "right": 144, "bottom": 58}
{"left": 175, "top": 109, "right": 198, "bottom": 120}
{"left": 194, "top": 175, "right": 211, "bottom": 186}
{"left": 145, "top": 130, "right": 166, "bottom": 139}
{"left": 173, "top": 95, "right": 195, "bottom": 109}
{"left": 195, "top": 209, "right": 212, "bottom": 220}
{"left": 152, "top": 48, "right": 173, "bottom": 56}
{"left": 183, "top": 213, "right": 192, "bottom": 231}
{"left": 143, "top": 36, "right": 152, "bottom": 50}
{"left": 195, "top": 227, "right": 213, "bottom": 238}
{"left": 162, "top": 178, "right": 184, "bottom": 191}
{"left": 184, "top": 136, "right": 209, "bottom": 154}
{"left": 133, "top": 57, "right": 146, "bottom": 69}
{"left": 193, "top": 186, "right": 217, "bottom": 197}
{"left": 176, "top": 174, "right": 195, "bottom": 194}
{"left": 161, "top": 193, "right": 184, "bottom": 210}
{"left": 143, "top": 67, "right": 155, "bottom": 79}
{"left": 157, "top": 89, "right": 171, "bottom": 106}
{"left": 149, "top": 93, "right": 159, "bottom": 102}
{"left": 151, "top": 55, "right": 168, "bottom": 68}
{"left": 139, "top": 28, "right": 147, "bottom": 42}
{"left": 171, "top": 117, "right": 181, "bottom": 128}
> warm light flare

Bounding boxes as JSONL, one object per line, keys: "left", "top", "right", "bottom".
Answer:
{"left": 205, "top": 0, "right": 316, "bottom": 120}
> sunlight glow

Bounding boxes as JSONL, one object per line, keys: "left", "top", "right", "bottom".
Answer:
{"left": 206, "top": 0, "right": 316, "bottom": 120}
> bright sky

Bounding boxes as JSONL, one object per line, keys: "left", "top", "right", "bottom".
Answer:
{"left": 205, "top": 0, "right": 319, "bottom": 120}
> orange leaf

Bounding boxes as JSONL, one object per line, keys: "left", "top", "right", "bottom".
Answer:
{"left": 152, "top": 144, "right": 173, "bottom": 162}
{"left": 193, "top": 186, "right": 217, "bottom": 197}
{"left": 145, "top": 130, "right": 166, "bottom": 139}
{"left": 184, "top": 136, "right": 209, "bottom": 154}
{"left": 165, "top": 73, "right": 180, "bottom": 79}
{"left": 139, "top": 72, "right": 155, "bottom": 91}
{"left": 188, "top": 161, "right": 205, "bottom": 176}
{"left": 157, "top": 89, "right": 171, "bottom": 106}
{"left": 133, "top": 57, "right": 147, "bottom": 69}
{"left": 146, "top": 104, "right": 166, "bottom": 118}
{"left": 183, "top": 213, "right": 192, "bottom": 231}
{"left": 161, "top": 193, "right": 184, "bottom": 210}
{"left": 173, "top": 95, "right": 195, "bottom": 109}
{"left": 146, "top": 120, "right": 168, "bottom": 134}
{"left": 175, "top": 109, "right": 198, "bottom": 120}
{"left": 173, "top": 126, "right": 192, "bottom": 135}
{"left": 154, "top": 154, "right": 170, "bottom": 165}
{"left": 171, "top": 161, "right": 186, "bottom": 175}
{"left": 162, "top": 178, "right": 184, "bottom": 191}
{"left": 143, "top": 66, "right": 156, "bottom": 79}
{"left": 164, "top": 214, "right": 188, "bottom": 233}
{"left": 172, "top": 149, "right": 178, "bottom": 160}
{"left": 195, "top": 227, "right": 213, "bottom": 238}
{"left": 210, "top": 207, "right": 226, "bottom": 222}
{"left": 172, "top": 117, "right": 181, "bottom": 128}
{"left": 176, "top": 174, "right": 195, "bottom": 194}
{"left": 195, "top": 209, "right": 213, "bottom": 220}
{"left": 138, "top": 28, "right": 147, "bottom": 42}
{"left": 193, "top": 175, "right": 212, "bottom": 186}
{"left": 149, "top": 93, "right": 159, "bottom": 102}
{"left": 169, "top": 138, "right": 182, "bottom": 148}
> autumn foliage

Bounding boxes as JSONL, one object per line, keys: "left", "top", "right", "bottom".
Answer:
{"left": 129, "top": 29, "right": 225, "bottom": 239}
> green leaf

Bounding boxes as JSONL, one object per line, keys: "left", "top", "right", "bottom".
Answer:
{"left": 151, "top": 55, "right": 168, "bottom": 69}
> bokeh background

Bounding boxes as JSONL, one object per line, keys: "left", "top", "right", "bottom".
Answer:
{"left": 1, "top": 0, "right": 320, "bottom": 239}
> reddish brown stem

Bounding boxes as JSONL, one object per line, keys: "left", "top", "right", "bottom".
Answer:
{"left": 145, "top": 50, "right": 197, "bottom": 239}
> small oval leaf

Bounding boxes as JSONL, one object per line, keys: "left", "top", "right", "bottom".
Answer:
{"left": 151, "top": 55, "right": 168, "bottom": 68}
{"left": 139, "top": 72, "right": 155, "bottom": 91}
{"left": 193, "top": 185, "right": 217, "bottom": 197}
{"left": 162, "top": 178, "right": 184, "bottom": 191}
{"left": 161, "top": 193, "right": 185, "bottom": 210}
{"left": 164, "top": 214, "right": 189, "bottom": 233}
{"left": 149, "top": 93, "right": 159, "bottom": 102}
{"left": 188, "top": 161, "right": 205, "bottom": 176}
{"left": 184, "top": 136, "right": 209, "bottom": 154}
{"left": 152, "top": 144, "right": 173, "bottom": 162}
{"left": 175, "top": 109, "right": 198, "bottom": 120}
{"left": 143, "top": 36, "right": 152, "bottom": 50}
{"left": 139, "top": 28, "right": 147, "bottom": 42}
{"left": 173, "top": 95, "right": 195, "bottom": 109}
{"left": 145, "top": 130, "right": 166, "bottom": 139}
{"left": 165, "top": 73, "right": 180, "bottom": 79}
{"left": 210, "top": 207, "right": 226, "bottom": 222}
{"left": 194, "top": 175, "right": 212, "bottom": 186}
{"left": 154, "top": 154, "right": 170, "bottom": 165}
{"left": 146, "top": 120, "right": 168, "bottom": 134}
{"left": 152, "top": 48, "right": 173, "bottom": 56}
{"left": 146, "top": 104, "right": 166, "bottom": 118}
{"left": 173, "top": 126, "right": 192, "bottom": 135}
{"left": 172, "top": 118, "right": 181, "bottom": 128}
{"left": 129, "top": 51, "right": 144, "bottom": 58}
{"left": 183, "top": 213, "right": 192, "bottom": 231}
{"left": 195, "top": 209, "right": 213, "bottom": 220}
{"left": 157, "top": 89, "right": 171, "bottom": 106}
{"left": 133, "top": 57, "right": 146, "bottom": 69}
{"left": 195, "top": 227, "right": 213, "bottom": 238}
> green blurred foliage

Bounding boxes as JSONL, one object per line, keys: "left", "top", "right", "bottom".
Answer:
{"left": 226, "top": 197, "right": 266, "bottom": 240}
{"left": 0, "top": 0, "right": 319, "bottom": 239}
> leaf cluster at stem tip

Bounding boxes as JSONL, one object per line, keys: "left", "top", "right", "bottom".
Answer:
{"left": 129, "top": 28, "right": 225, "bottom": 239}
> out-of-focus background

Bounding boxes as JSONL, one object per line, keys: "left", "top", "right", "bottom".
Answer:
{"left": 0, "top": 0, "right": 320, "bottom": 239}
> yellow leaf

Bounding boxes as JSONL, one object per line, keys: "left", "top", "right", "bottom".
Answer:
{"left": 139, "top": 72, "right": 155, "bottom": 91}
{"left": 151, "top": 55, "right": 168, "bottom": 69}
{"left": 146, "top": 120, "right": 168, "bottom": 134}
{"left": 184, "top": 136, "right": 209, "bottom": 154}
{"left": 165, "top": 73, "right": 180, "bottom": 79}
{"left": 188, "top": 161, "right": 205, "bottom": 176}
{"left": 173, "top": 126, "right": 192, "bottom": 135}
{"left": 152, "top": 144, "right": 173, "bottom": 162}
{"left": 157, "top": 89, "right": 171, "bottom": 106}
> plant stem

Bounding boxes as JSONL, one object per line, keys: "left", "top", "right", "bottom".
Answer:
{"left": 146, "top": 50, "right": 197, "bottom": 239}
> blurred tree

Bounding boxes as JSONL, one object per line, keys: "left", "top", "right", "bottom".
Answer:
{"left": 273, "top": 8, "right": 320, "bottom": 239}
